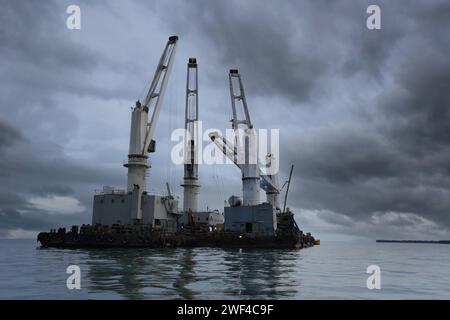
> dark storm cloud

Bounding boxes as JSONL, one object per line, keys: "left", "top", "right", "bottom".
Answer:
{"left": 289, "top": 129, "right": 406, "bottom": 183}
{"left": 0, "top": 129, "right": 123, "bottom": 227}
{"left": 0, "top": 1, "right": 98, "bottom": 70}
{"left": 0, "top": 190, "right": 84, "bottom": 232}
{"left": 0, "top": 133, "right": 118, "bottom": 233}
{"left": 0, "top": 0, "right": 125, "bottom": 235}
{"left": 158, "top": 0, "right": 414, "bottom": 102}
{"left": 158, "top": 0, "right": 330, "bottom": 102}
{"left": 381, "top": 47, "right": 450, "bottom": 154}
{"left": 0, "top": 0, "right": 133, "bottom": 110}
{"left": 285, "top": 51, "right": 450, "bottom": 226}
{"left": 0, "top": 208, "right": 83, "bottom": 233}
{"left": 0, "top": 118, "right": 25, "bottom": 150}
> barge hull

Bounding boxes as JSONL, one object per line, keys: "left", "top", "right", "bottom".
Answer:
{"left": 37, "top": 227, "right": 315, "bottom": 250}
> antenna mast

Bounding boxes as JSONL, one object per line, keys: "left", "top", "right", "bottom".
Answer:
{"left": 283, "top": 164, "right": 294, "bottom": 214}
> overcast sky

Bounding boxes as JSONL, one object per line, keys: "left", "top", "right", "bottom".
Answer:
{"left": 0, "top": 0, "right": 449, "bottom": 241}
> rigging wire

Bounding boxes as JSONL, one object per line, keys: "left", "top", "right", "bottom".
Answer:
{"left": 166, "top": 72, "right": 173, "bottom": 191}
{"left": 172, "top": 68, "right": 179, "bottom": 192}
{"left": 165, "top": 62, "right": 179, "bottom": 195}
{"left": 137, "top": 53, "right": 156, "bottom": 103}
{"left": 212, "top": 164, "right": 220, "bottom": 205}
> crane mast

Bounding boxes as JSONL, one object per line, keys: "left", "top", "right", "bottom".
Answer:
{"left": 181, "top": 58, "right": 200, "bottom": 213}
{"left": 228, "top": 69, "right": 260, "bottom": 206}
{"left": 124, "top": 35, "right": 178, "bottom": 221}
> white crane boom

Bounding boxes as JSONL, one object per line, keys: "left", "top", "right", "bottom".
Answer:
{"left": 209, "top": 131, "right": 279, "bottom": 196}
{"left": 209, "top": 131, "right": 240, "bottom": 168}
{"left": 229, "top": 70, "right": 253, "bottom": 130}
{"left": 141, "top": 35, "right": 178, "bottom": 156}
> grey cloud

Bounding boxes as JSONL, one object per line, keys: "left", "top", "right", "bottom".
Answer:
{"left": 380, "top": 45, "right": 450, "bottom": 154}
{"left": 0, "top": 190, "right": 85, "bottom": 232}
{"left": 287, "top": 129, "right": 407, "bottom": 183}
{"left": 0, "top": 209, "right": 85, "bottom": 233}
{"left": 157, "top": 0, "right": 419, "bottom": 103}
{"left": 0, "top": 119, "right": 25, "bottom": 150}
{"left": 316, "top": 210, "right": 354, "bottom": 227}
{"left": 0, "top": 0, "right": 136, "bottom": 114}
{"left": 0, "top": 0, "right": 127, "bottom": 236}
{"left": 30, "top": 185, "right": 75, "bottom": 197}
{"left": 311, "top": 209, "right": 449, "bottom": 240}
{"left": 158, "top": 0, "right": 331, "bottom": 103}
{"left": 0, "top": 2, "right": 98, "bottom": 71}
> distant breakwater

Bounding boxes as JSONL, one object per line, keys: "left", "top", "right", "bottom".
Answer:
{"left": 376, "top": 240, "right": 450, "bottom": 244}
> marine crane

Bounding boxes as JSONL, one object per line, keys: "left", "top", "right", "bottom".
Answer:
{"left": 181, "top": 58, "right": 200, "bottom": 212}
{"left": 209, "top": 131, "right": 281, "bottom": 209}
{"left": 208, "top": 70, "right": 262, "bottom": 206}
{"left": 229, "top": 69, "right": 260, "bottom": 206}
{"left": 124, "top": 35, "right": 178, "bottom": 220}
{"left": 208, "top": 69, "right": 281, "bottom": 209}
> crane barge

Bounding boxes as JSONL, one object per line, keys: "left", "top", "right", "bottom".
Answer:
{"left": 37, "top": 36, "right": 317, "bottom": 249}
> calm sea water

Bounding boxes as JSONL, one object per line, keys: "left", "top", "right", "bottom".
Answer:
{"left": 0, "top": 239, "right": 449, "bottom": 299}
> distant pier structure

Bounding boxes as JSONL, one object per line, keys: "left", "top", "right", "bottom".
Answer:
{"left": 377, "top": 240, "right": 450, "bottom": 244}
